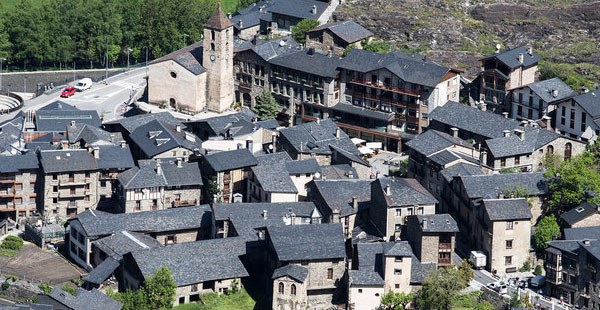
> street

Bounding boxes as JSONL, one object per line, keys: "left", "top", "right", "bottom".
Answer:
{"left": 0, "top": 67, "right": 147, "bottom": 123}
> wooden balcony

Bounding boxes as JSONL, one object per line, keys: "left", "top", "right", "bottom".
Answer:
{"left": 438, "top": 258, "right": 452, "bottom": 265}
{"left": 439, "top": 242, "right": 452, "bottom": 250}
{"left": 172, "top": 199, "right": 198, "bottom": 208}
{"left": 349, "top": 79, "right": 421, "bottom": 97}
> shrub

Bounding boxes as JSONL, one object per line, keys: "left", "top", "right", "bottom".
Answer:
{"left": 1, "top": 236, "right": 24, "bottom": 251}
{"left": 38, "top": 283, "right": 52, "bottom": 294}
{"left": 2, "top": 282, "right": 9, "bottom": 291}
{"left": 519, "top": 261, "right": 531, "bottom": 272}
{"left": 61, "top": 285, "right": 77, "bottom": 296}
{"left": 534, "top": 265, "right": 543, "bottom": 275}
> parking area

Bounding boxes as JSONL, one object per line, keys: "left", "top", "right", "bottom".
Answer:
{"left": 0, "top": 244, "right": 83, "bottom": 284}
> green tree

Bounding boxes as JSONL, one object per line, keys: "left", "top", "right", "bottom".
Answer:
{"left": 144, "top": 266, "right": 176, "bottom": 310}
{"left": 416, "top": 267, "right": 468, "bottom": 310}
{"left": 540, "top": 152, "right": 562, "bottom": 171}
{"left": 254, "top": 90, "right": 280, "bottom": 120}
{"left": 292, "top": 19, "right": 319, "bottom": 44}
{"left": 533, "top": 214, "right": 560, "bottom": 251}
{"left": 380, "top": 291, "right": 414, "bottom": 310}
{"left": 363, "top": 39, "right": 391, "bottom": 54}
{"left": 545, "top": 152, "right": 600, "bottom": 209}
{"left": 457, "top": 259, "right": 474, "bottom": 284}
{"left": 119, "top": 289, "right": 149, "bottom": 310}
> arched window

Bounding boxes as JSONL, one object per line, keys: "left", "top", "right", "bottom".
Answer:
{"left": 564, "top": 142, "right": 572, "bottom": 160}
{"left": 291, "top": 284, "right": 296, "bottom": 295}
{"left": 211, "top": 30, "right": 215, "bottom": 41}
{"left": 169, "top": 98, "right": 176, "bottom": 108}
{"left": 547, "top": 145, "right": 554, "bottom": 154}
{"left": 278, "top": 282, "right": 284, "bottom": 294}
{"left": 211, "top": 43, "right": 215, "bottom": 51}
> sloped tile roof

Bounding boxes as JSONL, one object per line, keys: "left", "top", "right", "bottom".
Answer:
{"left": 526, "top": 78, "right": 575, "bottom": 104}
{"left": 205, "top": 3, "right": 233, "bottom": 30}
{"left": 203, "top": 148, "right": 258, "bottom": 172}
{"left": 308, "top": 20, "right": 373, "bottom": 44}
{"left": 482, "top": 198, "right": 532, "bottom": 221}
{"left": 272, "top": 264, "right": 308, "bottom": 282}
{"left": 411, "top": 214, "right": 460, "bottom": 233}
{"left": 268, "top": 223, "right": 345, "bottom": 261}
{"left": 406, "top": 129, "right": 472, "bottom": 156}
{"left": 482, "top": 45, "right": 541, "bottom": 69}
{"left": 312, "top": 179, "right": 372, "bottom": 216}
{"left": 349, "top": 270, "right": 384, "bottom": 286}
{"left": 374, "top": 177, "right": 438, "bottom": 206}
{"left": 459, "top": 172, "right": 547, "bottom": 199}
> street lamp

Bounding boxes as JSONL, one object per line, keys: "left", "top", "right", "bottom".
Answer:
{"left": 0, "top": 58, "right": 5, "bottom": 93}
{"left": 126, "top": 48, "right": 132, "bottom": 71}
{"left": 23, "top": 77, "right": 27, "bottom": 93}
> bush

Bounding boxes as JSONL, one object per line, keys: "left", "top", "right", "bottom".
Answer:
{"left": 1, "top": 236, "right": 24, "bottom": 251}
{"left": 2, "top": 282, "right": 9, "bottom": 291}
{"left": 534, "top": 265, "right": 543, "bottom": 275}
{"left": 61, "top": 285, "right": 77, "bottom": 296}
{"left": 519, "top": 261, "right": 531, "bottom": 272}
{"left": 38, "top": 283, "right": 52, "bottom": 294}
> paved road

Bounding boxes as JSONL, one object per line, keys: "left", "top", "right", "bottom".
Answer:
{"left": 0, "top": 67, "right": 147, "bottom": 123}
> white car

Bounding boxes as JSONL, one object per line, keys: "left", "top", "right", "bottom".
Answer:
{"left": 74, "top": 78, "right": 93, "bottom": 91}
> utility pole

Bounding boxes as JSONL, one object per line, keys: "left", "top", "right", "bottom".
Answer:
{"left": 145, "top": 47, "right": 149, "bottom": 76}
{"left": 105, "top": 37, "right": 109, "bottom": 81}
{"left": 0, "top": 58, "right": 5, "bottom": 92}
{"left": 126, "top": 48, "right": 132, "bottom": 71}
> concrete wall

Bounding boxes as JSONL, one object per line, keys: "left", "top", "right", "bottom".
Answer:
{"left": 484, "top": 218, "right": 531, "bottom": 274}
{"left": 348, "top": 285, "right": 383, "bottom": 310}
{"left": 383, "top": 255, "right": 412, "bottom": 293}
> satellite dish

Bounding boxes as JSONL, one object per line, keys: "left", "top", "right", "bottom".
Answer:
{"left": 314, "top": 172, "right": 321, "bottom": 179}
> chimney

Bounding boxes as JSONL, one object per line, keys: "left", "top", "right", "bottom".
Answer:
{"left": 308, "top": 47, "right": 315, "bottom": 56}
{"left": 335, "top": 127, "right": 340, "bottom": 139}
{"left": 422, "top": 218, "right": 427, "bottom": 230}
{"left": 332, "top": 208, "right": 340, "bottom": 223}
{"left": 479, "top": 150, "right": 487, "bottom": 165}
{"left": 155, "top": 162, "right": 162, "bottom": 175}
{"left": 583, "top": 239, "right": 591, "bottom": 246}
{"left": 239, "top": 19, "right": 243, "bottom": 29}
{"left": 514, "top": 129, "right": 525, "bottom": 140}
{"left": 120, "top": 140, "right": 126, "bottom": 148}
{"left": 527, "top": 46, "right": 533, "bottom": 55}
{"left": 352, "top": 196, "right": 358, "bottom": 211}
{"left": 271, "top": 132, "right": 277, "bottom": 150}
{"left": 228, "top": 13, "right": 232, "bottom": 19}
{"left": 327, "top": 50, "right": 333, "bottom": 58}
{"left": 176, "top": 124, "right": 181, "bottom": 132}
{"left": 311, "top": 4, "right": 317, "bottom": 15}
{"left": 70, "top": 120, "right": 76, "bottom": 127}
{"left": 93, "top": 146, "right": 100, "bottom": 159}
{"left": 503, "top": 130, "right": 511, "bottom": 137}
{"left": 263, "top": 210, "right": 268, "bottom": 220}
{"left": 450, "top": 127, "right": 459, "bottom": 138}
{"left": 552, "top": 89, "right": 558, "bottom": 98}
{"left": 237, "top": 143, "right": 243, "bottom": 150}
{"left": 502, "top": 112, "right": 509, "bottom": 118}
{"left": 251, "top": 34, "right": 257, "bottom": 45}
{"left": 316, "top": 118, "right": 320, "bottom": 124}
{"left": 498, "top": 192, "right": 504, "bottom": 199}
{"left": 495, "top": 43, "right": 501, "bottom": 54}
{"left": 176, "top": 157, "right": 182, "bottom": 168}
{"left": 246, "top": 137, "right": 253, "bottom": 151}
{"left": 110, "top": 134, "right": 115, "bottom": 143}
{"left": 385, "top": 183, "right": 391, "bottom": 195}
{"left": 518, "top": 53, "right": 524, "bottom": 64}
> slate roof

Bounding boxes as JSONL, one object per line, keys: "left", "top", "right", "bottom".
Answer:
{"left": 185, "top": 109, "right": 256, "bottom": 139}
{"left": 484, "top": 128, "right": 560, "bottom": 158}
{"left": 384, "top": 241, "right": 414, "bottom": 257}
{"left": 279, "top": 119, "right": 359, "bottom": 156}
{"left": 251, "top": 165, "right": 297, "bottom": 193}
{"left": 272, "top": 264, "right": 309, "bottom": 282}
{"left": 39, "top": 149, "right": 97, "bottom": 173}
{"left": 72, "top": 205, "right": 212, "bottom": 237}
{"left": 349, "top": 270, "right": 385, "bottom": 286}
{"left": 268, "top": 223, "right": 345, "bottom": 261}
{"left": 203, "top": 148, "right": 257, "bottom": 172}
{"left": 330, "top": 145, "right": 370, "bottom": 167}
{"left": 440, "top": 162, "right": 485, "bottom": 182}
{"left": 351, "top": 221, "right": 384, "bottom": 245}
{"left": 561, "top": 202, "right": 599, "bottom": 226}
{"left": 35, "top": 102, "right": 101, "bottom": 132}
{"left": 319, "top": 164, "right": 359, "bottom": 180}
{"left": 0, "top": 153, "right": 39, "bottom": 173}
{"left": 104, "top": 112, "right": 183, "bottom": 135}
{"left": 0, "top": 114, "right": 23, "bottom": 155}
{"left": 48, "top": 287, "right": 122, "bottom": 310}
{"left": 546, "top": 240, "right": 582, "bottom": 254}
{"left": 375, "top": 177, "right": 438, "bottom": 206}
{"left": 564, "top": 226, "right": 600, "bottom": 241}
{"left": 269, "top": 49, "right": 341, "bottom": 78}
{"left": 412, "top": 214, "right": 460, "bottom": 233}
{"left": 268, "top": 0, "right": 329, "bottom": 20}
{"left": 130, "top": 237, "right": 248, "bottom": 286}
{"left": 459, "top": 172, "right": 547, "bottom": 199}
{"left": 67, "top": 123, "right": 124, "bottom": 146}
{"left": 483, "top": 198, "right": 532, "bottom": 221}
{"left": 82, "top": 256, "right": 120, "bottom": 285}
{"left": 255, "top": 152, "right": 292, "bottom": 165}
{"left": 340, "top": 49, "right": 454, "bottom": 88}
{"left": 205, "top": 2, "right": 233, "bottom": 30}
{"left": 95, "top": 145, "right": 135, "bottom": 170}
{"left": 308, "top": 20, "right": 373, "bottom": 44}
{"left": 118, "top": 158, "right": 202, "bottom": 189}
{"left": 256, "top": 119, "right": 280, "bottom": 130}
{"left": 212, "top": 202, "right": 317, "bottom": 240}
{"left": 410, "top": 259, "right": 437, "bottom": 284}
{"left": 286, "top": 158, "right": 321, "bottom": 174}
{"left": 93, "top": 231, "right": 162, "bottom": 261}
{"left": 406, "top": 129, "right": 472, "bottom": 156}
{"left": 355, "top": 241, "right": 429, "bottom": 284}
{"left": 526, "top": 78, "right": 575, "bottom": 104}
{"left": 231, "top": 0, "right": 275, "bottom": 30}
{"left": 482, "top": 46, "right": 541, "bottom": 69}
{"left": 581, "top": 240, "right": 600, "bottom": 261}
{"left": 574, "top": 91, "right": 600, "bottom": 118}
{"left": 235, "top": 37, "right": 300, "bottom": 61}
{"left": 330, "top": 102, "right": 395, "bottom": 122}
{"left": 311, "top": 179, "right": 373, "bottom": 216}
{"left": 129, "top": 119, "right": 200, "bottom": 158}
{"left": 427, "top": 149, "right": 480, "bottom": 167}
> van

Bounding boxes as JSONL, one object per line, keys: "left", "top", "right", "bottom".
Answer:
{"left": 74, "top": 78, "right": 93, "bottom": 91}
{"left": 529, "top": 275, "right": 545, "bottom": 288}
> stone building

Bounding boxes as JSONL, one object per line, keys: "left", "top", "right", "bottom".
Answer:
{"left": 117, "top": 158, "right": 202, "bottom": 213}
{"left": 122, "top": 237, "right": 248, "bottom": 306}
{"left": 560, "top": 201, "right": 600, "bottom": 229}
{"left": 406, "top": 214, "right": 459, "bottom": 267}
{"left": 305, "top": 20, "right": 373, "bottom": 57}
{"left": 200, "top": 148, "right": 258, "bottom": 203}
{"left": 510, "top": 77, "right": 575, "bottom": 123}
{"left": 128, "top": 119, "right": 201, "bottom": 162}
{"left": 147, "top": 4, "right": 234, "bottom": 113}
{"left": 0, "top": 153, "right": 39, "bottom": 221}
{"left": 67, "top": 205, "right": 212, "bottom": 270}
{"left": 370, "top": 177, "right": 437, "bottom": 241}
{"left": 266, "top": 224, "right": 346, "bottom": 310}
{"left": 555, "top": 90, "right": 600, "bottom": 142}
{"left": 478, "top": 46, "right": 541, "bottom": 113}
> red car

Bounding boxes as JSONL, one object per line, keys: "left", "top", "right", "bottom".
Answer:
{"left": 60, "top": 86, "right": 76, "bottom": 98}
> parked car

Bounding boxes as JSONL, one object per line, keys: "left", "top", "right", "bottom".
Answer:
{"left": 60, "top": 86, "right": 76, "bottom": 98}
{"left": 529, "top": 275, "right": 546, "bottom": 289}
{"left": 517, "top": 279, "right": 529, "bottom": 289}
{"left": 74, "top": 78, "right": 93, "bottom": 91}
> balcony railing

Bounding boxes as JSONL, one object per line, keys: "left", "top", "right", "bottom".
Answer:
{"left": 59, "top": 179, "right": 88, "bottom": 186}
{"left": 438, "top": 258, "right": 452, "bottom": 265}
{"left": 172, "top": 199, "right": 198, "bottom": 208}
{"left": 439, "top": 242, "right": 452, "bottom": 250}
{"left": 349, "top": 79, "right": 421, "bottom": 97}
{"left": 58, "top": 192, "right": 86, "bottom": 198}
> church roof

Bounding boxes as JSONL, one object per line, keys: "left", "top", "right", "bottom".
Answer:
{"left": 205, "top": 3, "right": 233, "bottom": 30}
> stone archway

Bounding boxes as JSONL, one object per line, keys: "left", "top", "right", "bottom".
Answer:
{"left": 169, "top": 98, "right": 176, "bottom": 109}
{"left": 242, "top": 93, "right": 252, "bottom": 107}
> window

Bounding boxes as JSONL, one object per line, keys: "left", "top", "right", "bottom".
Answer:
{"left": 395, "top": 208, "right": 401, "bottom": 217}
{"left": 100, "top": 181, "right": 106, "bottom": 187}
{"left": 515, "top": 156, "right": 520, "bottom": 165}
{"left": 52, "top": 174, "right": 58, "bottom": 180}
{"left": 290, "top": 284, "right": 296, "bottom": 295}
{"left": 417, "top": 207, "right": 424, "bottom": 215}
{"left": 53, "top": 186, "right": 58, "bottom": 193}
{"left": 506, "top": 240, "right": 513, "bottom": 249}
{"left": 505, "top": 256, "right": 512, "bottom": 265}
{"left": 135, "top": 201, "right": 141, "bottom": 211}
{"left": 407, "top": 208, "right": 413, "bottom": 216}
{"left": 278, "top": 282, "right": 284, "bottom": 294}
{"left": 395, "top": 256, "right": 403, "bottom": 262}
{"left": 191, "top": 284, "right": 198, "bottom": 292}
{"left": 500, "top": 158, "right": 506, "bottom": 168}
{"left": 358, "top": 289, "right": 363, "bottom": 293}
{"left": 394, "top": 269, "right": 402, "bottom": 275}
{"left": 395, "top": 284, "right": 400, "bottom": 289}
{"left": 395, "top": 224, "right": 402, "bottom": 231}
{"left": 327, "top": 268, "right": 333, "bottom": 280}
{"left": 506, "top": 222, "right": 514, "bottom": 230}
{"left": 582, "top": 112, "right": 587, "bottom": 132}
{"left": 570, "top": 108, "right": 576, "bottom": 129}
{"left": 561, "top": 106, "right": 566, "bottom": 125}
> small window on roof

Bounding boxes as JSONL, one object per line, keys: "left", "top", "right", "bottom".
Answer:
{"left": 576, "top": 207, "right": 585, "bottom": 213}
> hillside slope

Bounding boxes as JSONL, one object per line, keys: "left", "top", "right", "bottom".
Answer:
{"left": 336, "top": 0, "right": 600, "bottom": 87}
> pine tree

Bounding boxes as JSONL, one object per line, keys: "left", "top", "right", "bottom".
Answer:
{"left": 254, "top": 90, "right": 280, "bottom": 120}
